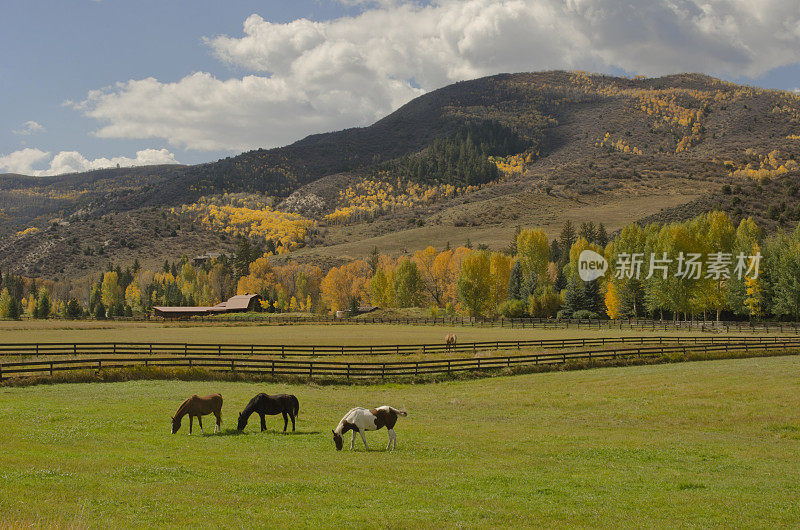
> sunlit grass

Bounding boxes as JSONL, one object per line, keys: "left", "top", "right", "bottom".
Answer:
{"left": 1, "top": 356, "right": 800, "bottom": 527}
{"left": 0, "top": 320, "right": 783, "bottom": 346}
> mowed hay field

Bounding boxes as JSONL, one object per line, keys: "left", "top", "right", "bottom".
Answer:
{"left": 2, "top": 357, "right": 800, "bottom": 527}
{"left": 0, "top": 320, "right": 787, "bottom": 345}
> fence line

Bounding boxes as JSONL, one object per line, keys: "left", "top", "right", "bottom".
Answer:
{"left": 0, "top": 335, "right": 796, "bottom": 360}
{"left": 2, "top": 339, "right": 799, "bottom": 381}
{"left": 17, "top": 315, "right": 800, "bottom": 334}
{"left": 203, "top": 317, "right": 800, "bottom": 334}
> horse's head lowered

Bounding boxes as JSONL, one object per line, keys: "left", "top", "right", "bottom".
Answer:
{"left": 332, "top": 430, "right": 344, "bottom": 450}
{"left": 237, "top": 412, "right": 248, "bottom": 431}
{"left": 171, "top": 415, "right": 181, "bottom": 434}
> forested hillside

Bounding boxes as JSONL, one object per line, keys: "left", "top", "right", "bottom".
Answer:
{"left": 2, "top": 70, "right": 800, "bottom": 282}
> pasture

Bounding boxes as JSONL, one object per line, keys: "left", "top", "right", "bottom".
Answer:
{"left": 2, "top": 356, "right": 800, "bottom": 527}
{"left": 0, "top": 319, "right": 787, "bottom": 346}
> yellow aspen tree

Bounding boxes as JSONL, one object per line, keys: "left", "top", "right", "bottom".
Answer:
{"left": 516, "top": 229, "right": 550, "bottom": 284}
{"left": 489, "top": 252, "right": 512, "bottom": 309}
{"left": 125, "top": 281, "right": 144, "bottom": 313}
{"left": 605, "top": 281, "right": 621, "bottom": 320}
{"left": 101, "top": 272, "right": 123, "bottom": 309}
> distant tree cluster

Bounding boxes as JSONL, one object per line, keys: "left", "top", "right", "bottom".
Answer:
{"left": 0, "top": 269, "right": 82, "bottom": 320}
{"left": 376, "top": 121, "right": 527, "bottom": 186}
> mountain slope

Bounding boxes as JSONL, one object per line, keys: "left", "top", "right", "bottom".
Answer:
{"left": 3, "top": 70, "right": 800, "bottom": 279}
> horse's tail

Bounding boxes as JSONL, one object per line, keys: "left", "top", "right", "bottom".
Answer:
{"left": 389, "top": 407, "right": 407, "bottom": 417}
{"left": 292, "top": 395, "right": 300, "bottom": 418}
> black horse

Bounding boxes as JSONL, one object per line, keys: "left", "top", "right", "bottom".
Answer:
{"left": 237, "top": 393, "right": 300, "bottom": 432}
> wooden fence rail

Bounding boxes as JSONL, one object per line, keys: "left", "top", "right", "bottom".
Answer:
{"left": 21, "top": 315, "right": 800, "bottom": 334}
{"left": 0, "top": 335, "right": 796, "bottom": 359}
{"left": 2, "top": 339, "right": 800, "bottom": 381}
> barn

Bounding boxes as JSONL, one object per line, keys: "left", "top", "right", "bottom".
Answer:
{"left": 153, "top": 294, "right": 261, "bottom": 319}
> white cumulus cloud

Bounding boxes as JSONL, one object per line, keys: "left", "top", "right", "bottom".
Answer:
{"left": 12, "top": 120, "right": 45, "bottom": 136}
{"left": 74, "top": 0, "right": 800, "bottom": 152}
{"left": 0, "top": 148, "right": 179, "bottom": 176}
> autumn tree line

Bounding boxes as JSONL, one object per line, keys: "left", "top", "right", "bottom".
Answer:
{"left": 1, "top": 211, "right": 799, "bottom": 321}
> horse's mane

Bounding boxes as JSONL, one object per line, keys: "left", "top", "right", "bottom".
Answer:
{"left": 241, "top": 393, "right": 264, "bottom": 416}
{"left": 174, "top": 395, "right": 195, "bottom": 417}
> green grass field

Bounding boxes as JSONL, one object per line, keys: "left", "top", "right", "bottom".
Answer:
{"left": 0, "top": 319, "right": 781, "bottom": 346}
{"left": 2, "top": 355, "right": 800, "bottom": 528}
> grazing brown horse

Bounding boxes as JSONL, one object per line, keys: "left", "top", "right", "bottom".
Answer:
{"left": 445, "top": 332, "right": 457, "bottom": 352}
{"left": 171, "top": 394, "right": 223, "bottom": 434}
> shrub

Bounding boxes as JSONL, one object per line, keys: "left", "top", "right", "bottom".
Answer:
{"left": 66, "top": 299, "right": 83, "bottom": 319}
{"left": 94, "top": 302, "right": 106, "bottom": 320}
{"left": 767, "top": 204, "right": 780, "bottom": 220}
{"left": 498, "top": 299, "right": 527, "bottom": 318}
{"left": 572, "top": 310, "right": 600, "bottom": 320}
{"left": 556, "top": 309, "right": 572, "bottom": 320}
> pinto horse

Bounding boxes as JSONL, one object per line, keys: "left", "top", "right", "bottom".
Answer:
{"left": 171, "top": 394, "right": 222, "bottom": 434}
{"left": 237, "top": 393, "right": 300, "bottom": 432}
{"left": 332, "top": 406, "right": 407, "bottom": 451}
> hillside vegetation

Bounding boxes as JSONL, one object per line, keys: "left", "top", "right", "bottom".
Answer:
{"left": 3, "top": 70, "right": 800, "bottom": 281}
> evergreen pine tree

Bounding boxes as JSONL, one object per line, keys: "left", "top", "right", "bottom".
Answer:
{"left": 508, "top": 226, "right": 521, "bottom": 255}
{"left": 507, "top": 261, "right": 523, "bottom": 300}
{"left": 596, "top": 223, "right": 609, "bottom": 248}
{"left": 8, "top": 296, "right": 21, "bottom": 320}
{"left": 520, "top": 270, "right": 538, "bottom": 301}
{"left": 94, "top": 302, "right": 106, "bottom": 320}
{"left": 562, "top": 274, "right": 585, "bottom": 316}
{"left": 367, "top": 246, "right": 380, "bottom": 274}
{"left": 549, "top": 240, "right": 561, "bottom": 265}
{"left": 66, "top": 299, "right": 82, "bottom": 319}
{"left": 35, "top": 290, "right": 51, "bottom": 319}
{"left": 579, "top": 222, "right": 596, "bottom": 244}
{"left": 559, "top": 221, "right": 577, "bottom": 266}
{"left": 234, "top": 236, "right": 253, "bottom": 279}
{"left": 582, "top": 279, "right": 602, "bottom": 313}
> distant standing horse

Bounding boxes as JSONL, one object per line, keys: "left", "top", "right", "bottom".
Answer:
{"left": 171, "top": 394, "right": 222, "bottom": 434}
{"left": 237, "top": 393, "right": 300, "bottom": 432}
{"left": 332, "top": 406, "right": 407, "bottom": 451}
{"left": 445, "top": 333, "right": 457, "bottom": 352}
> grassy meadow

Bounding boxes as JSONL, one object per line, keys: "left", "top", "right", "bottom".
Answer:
{"left": 0, "top": 319, "right": 783, "bottom": 346}
{"left": 1, "top": 355, "right": 800, "bottom": 527}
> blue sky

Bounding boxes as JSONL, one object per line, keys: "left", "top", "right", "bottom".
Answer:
{"left": 2, "top": 0, "right": 799, "bottom": 176}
